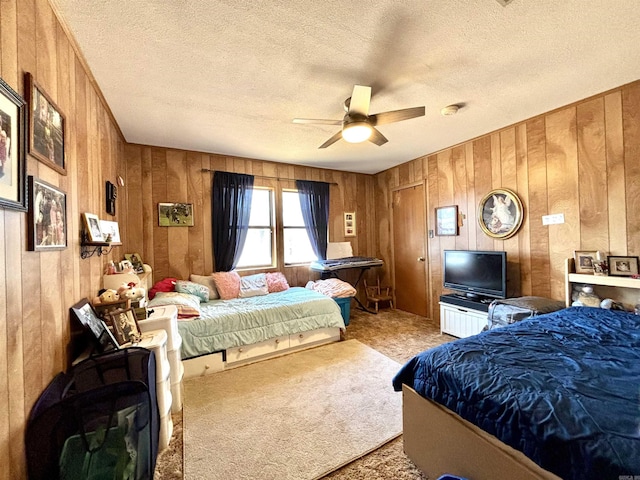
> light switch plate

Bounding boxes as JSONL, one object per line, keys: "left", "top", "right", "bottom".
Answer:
{"left": 542, "top": 213, "right": 565, "bottom": 225}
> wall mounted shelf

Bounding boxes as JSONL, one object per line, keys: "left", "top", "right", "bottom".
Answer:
{"left": 80, "top": 230, "right": 121, "bottom": 259}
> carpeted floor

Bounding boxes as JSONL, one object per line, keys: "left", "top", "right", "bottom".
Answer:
{"left": 154, "top": 306, "right": 455, "bottom": 479}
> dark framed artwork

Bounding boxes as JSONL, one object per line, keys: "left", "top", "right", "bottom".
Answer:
{"left": 607, "top": 256, "right": 639, "bottom": 277}
{"left": 70, "top": 298, "right": 119, "bottom": 353}
{"left": 27, "top": 176, "right": 67, "bottom": 251}
{"left": 573, "top": 250, "right": 598, "bottom": 274}
{"left": 435, "top": 205, "right": 459, "bottom": 236}
{"left": 158, "top": 202, "right": 194, "bottom": 226}
{"left": 478, "top": 188, "right": 524, "bottom": 240}
{"left": 0, "top": 76, "right": 27, "bottom": 211}
{"left": 25, "top": 72, "right": 66, "bottom": 175}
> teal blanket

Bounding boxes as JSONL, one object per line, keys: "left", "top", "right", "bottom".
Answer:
{"left": 178, "top": 287, "right": 345, "bottom": 359}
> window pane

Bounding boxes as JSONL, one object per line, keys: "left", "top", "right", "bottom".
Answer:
{"left": 282, "top": 191, "right": 305, "bottom": 227}
{"left": 284, "top": 228, "right": 317, "bottom": 264}
{"left": 236, "top": 228, "right": 272, "bottom": 267}
{"left": 248, "top": 189, "right": 271, "bottom": 226}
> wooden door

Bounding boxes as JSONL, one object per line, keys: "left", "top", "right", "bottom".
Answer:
{"left": 393, "top": 185, "right": 428, "bottom": 316}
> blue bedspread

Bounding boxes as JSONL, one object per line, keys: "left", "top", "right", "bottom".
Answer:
{"left": 392, "top": 307, "right": 640, "bottom": 480}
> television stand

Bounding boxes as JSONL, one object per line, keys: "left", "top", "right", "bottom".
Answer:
{"left": 439, "top": 294, "right": 490, "bottom": 338}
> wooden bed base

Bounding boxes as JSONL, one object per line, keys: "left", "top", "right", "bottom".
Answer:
{"left": 402, "top": 385, "right": 561, "bottom": 480}
{"left": 182, "top": 327, "right": 342, "bottom": 379}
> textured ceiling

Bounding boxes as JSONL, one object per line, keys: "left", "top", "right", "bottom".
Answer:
{"left": 51, "top": 0, "right": 640, "bottom": 174}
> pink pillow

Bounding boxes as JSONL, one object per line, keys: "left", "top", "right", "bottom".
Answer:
{"left": 266, "top": 272, "right": 290, "bottom": 293}
{"left": 211, "top": 271, "right": 241, "bottom": 299}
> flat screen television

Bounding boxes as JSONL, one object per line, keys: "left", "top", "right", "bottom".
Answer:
{"left": 443, "top": 250, "right": 507, "bottom": 299}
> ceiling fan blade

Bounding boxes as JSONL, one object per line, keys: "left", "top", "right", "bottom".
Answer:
{"left": 293, "top": 118, "right": 342, "bottom": 125}
{"left": 318, "top": 131, "right": 344, "bottom": 149}
{"left": 348, "top": 85, "right": 372, "bottom": 116}
{"left": 368, "top": 128, "right": 388, "bottom": 146}
{"left": 370, "top": 106, "right": 425, "bottom": 126}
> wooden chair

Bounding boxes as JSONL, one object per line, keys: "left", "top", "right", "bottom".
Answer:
{"left": 364, "top": 278, "right": 394, "bottom": 313}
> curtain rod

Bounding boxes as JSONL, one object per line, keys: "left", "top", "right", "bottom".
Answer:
{"left": 200, "top": 169, "right": 338, "bottom": 186}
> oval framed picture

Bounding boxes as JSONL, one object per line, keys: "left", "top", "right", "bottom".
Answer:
{"left": 477, "top": 188, "right": 524, "bottom": 239}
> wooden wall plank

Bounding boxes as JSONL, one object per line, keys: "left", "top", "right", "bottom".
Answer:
{"left": 577, "top": 97, "right": 608, "bottom": 251}
{"left": 604, "top": 91, "right": 626, "bottom": 255}
{"left": 622, "top": 82, "right": 640, "bottom": 255}
{"left": 515, "top": 124, "right": 531, "bottom": 295}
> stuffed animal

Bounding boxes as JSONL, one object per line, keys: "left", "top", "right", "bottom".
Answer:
{"left": 96, "top": 288, "right": 120, "bottom": 304}
{"left": 117, "top": 282, "right": 145, "bottom": 301}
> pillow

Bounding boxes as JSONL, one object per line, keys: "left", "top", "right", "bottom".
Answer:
{"left": 148, "top": 277, "right": 177, "bottom": 300}
{"left": 265, "top": 272, "right": 290, "bottom": 293}
{"left": 239, "top": 273, "right": 269, "bottom": 298}
{"left": 175, "top": 280, "right": 210, "bottom": 302}
{"left": 189, "top": 274, "right": 220, "bottom": 300}
{"left": 147, "top": 291, "right": 201, "bottom": 318}
{"left": 211, "top": 271, "right": 241, "bottom": 300}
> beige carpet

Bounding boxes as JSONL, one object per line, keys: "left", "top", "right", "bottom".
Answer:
{"left": 155, "top": 307, "right": 455, "bottom": 479}
{"left": 183, "top": 340, "right": 403, "bottom": 479}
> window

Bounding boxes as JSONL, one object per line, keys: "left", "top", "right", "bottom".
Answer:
{"left": 282, "top": 190, "right": 317, "bottom": 265}
{"left": 235, "top": 188, "right": 274, "bottom": 268}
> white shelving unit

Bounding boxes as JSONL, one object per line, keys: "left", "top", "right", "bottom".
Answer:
{"left": 565, "top": 258, "right": 640, "bottom": 309}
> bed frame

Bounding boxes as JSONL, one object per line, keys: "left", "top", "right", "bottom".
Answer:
{"left": 402, "top": 385, "right": 561, "bottom": 480}
{"left": 181, "top": 326, "right": 342, "bottom": 378}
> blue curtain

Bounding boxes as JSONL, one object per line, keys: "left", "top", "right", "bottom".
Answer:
{"left": 295, "top": 180, "right": 330, "bottom": 260}
{"left": 212, "top": 172, "right": 254, "bottom": 271}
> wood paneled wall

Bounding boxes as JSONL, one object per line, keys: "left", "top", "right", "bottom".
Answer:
{"left": 121, "top": 145, "right": 379, "bottom": 290}
{"left": 0, "top": 1, "right": 125, "bottom": 477}
{"left": 375, "top": 81, "right": 640, "bottom": 322}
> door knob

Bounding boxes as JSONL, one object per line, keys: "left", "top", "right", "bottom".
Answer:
{"left": 417, "top": 257, "right": 425, "bottom": 262}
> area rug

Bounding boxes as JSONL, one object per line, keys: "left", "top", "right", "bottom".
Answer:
{"left": 183, "top": 339, "right": 403, "bottom": 480}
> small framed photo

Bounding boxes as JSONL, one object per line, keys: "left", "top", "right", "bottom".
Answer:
{"left": 125, "top": 252, "right": 144, "bottom": 273}
{"left": 158, "top": 202, "right": 194, "bottom": 226}
{"left": 435, "top": 205, "right": 459, "bottom": 236}
{"left": 344, "top": 212, "right": 356, "bottom": 237}
{"left": 107, "top": 308, "right": 142, "bottom": 345}
{"left": 0, "top": 76, "right": 27, "bottom": 211}
{"left": 25, "top": 72, "right": 66, "bottom": 175}
{"left": 27, "top": 176, "right": 67, "bottom": 251}
{"left": 82, "top": 212, "right": 104, "bottom": 242}
{"left": 70, "top": 298, "right": 119, "bottom": 352}
{"left": 607, "top": 256, "right": 639, "bottom": 277}
{"left": 99, "top": 219, "right": 121, "bottom": 243}
{"left": 574, "top": 250, "right": 598, "bottom": 274}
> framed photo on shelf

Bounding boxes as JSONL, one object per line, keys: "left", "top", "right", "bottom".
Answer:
{"left": 477, "top": 188, "right": 523, "bottom": 240}
{"left": 25, "top": 72, "right": 66, "bottom": 175}
{"left": 70, "top": 298, "right": 119, "bottom": 352}
{"left": 0, "top": 76, "right": 27, "bottom": 211}
{"left": 158, "top": 202, "right": 194, "bottom": 226}
{"left": 607, "top": 256, "right": 639, "bottom": 277}
{"left": 435, "top": 205, "right": 459, "bottom": 236}
{"left": 82, "top": 212, "right": 104, "bottom": 242}
{"left": 27, "top": 176, "right": 67, "bottom": 251}
{"left": 573, "top": 250, "right": 598, "bottom": 274}
{"left": 107, "top": 308, "right": 142, "bottom": 345}
{"left": 125, "top": 252, "right": 145, "bottom": 273}
{"left": 99, "top": 219, "right": 120, "bottom": 243}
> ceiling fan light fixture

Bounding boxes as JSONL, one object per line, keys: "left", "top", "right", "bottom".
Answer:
{"left": 342, "top": 121, "right": 372, "bottom": 143}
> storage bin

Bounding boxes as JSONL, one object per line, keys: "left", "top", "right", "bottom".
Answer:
{"left": 333, "top": 297, "right": 352, "bottom": 326}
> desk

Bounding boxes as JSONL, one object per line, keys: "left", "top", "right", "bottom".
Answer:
{"left": 310, "top": 257, "right": 384, "bottom": 313}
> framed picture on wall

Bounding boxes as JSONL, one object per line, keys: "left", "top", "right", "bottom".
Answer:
{"left": 477, "top": 188, "right": 523, "bottom": 240}
{"left": 344, "top": 212, "right": 356, "bottom": 237}
{"left": 435, "top": 205, "right": 459, "bottom": 236}
{"left": 25, "top": 72, "right": 66, "bottom": 175}
{"left": 27, "top": 176, "right": 67, "bottom": 251}
{"left": 158, "top": 202, "right": 194, "bottom": 226}
{"left": 0, "top": 76, "right": 27, "bottom": 211}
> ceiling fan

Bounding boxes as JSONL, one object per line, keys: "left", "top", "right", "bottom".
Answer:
{"left": 293, "top": 85, "right": 425, "bottom": 149}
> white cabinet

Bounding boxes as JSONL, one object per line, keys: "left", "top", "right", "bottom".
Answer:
{"left": 138, "top": 305, "right": 184, "bottom": 413}
{"left": 440, "top": 301, "right": 487, "bottom": 338}
{"left": 136, "top": 329, "right": 173, "bottom": 450}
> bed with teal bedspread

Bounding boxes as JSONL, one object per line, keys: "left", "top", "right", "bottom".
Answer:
{"left": 176, "top": 287, "right": 345, "bottom": 359}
